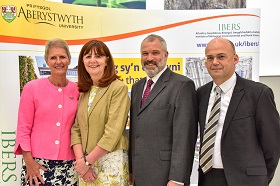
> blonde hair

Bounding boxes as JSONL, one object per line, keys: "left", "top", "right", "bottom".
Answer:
{"left": 44, "top": 38, "right": 71, "bottom": 61}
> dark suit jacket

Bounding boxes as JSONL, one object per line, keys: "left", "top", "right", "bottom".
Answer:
{"left": 198, "top": 74, "right": 280, "bottom": 186}
{"left": 129, "top": 68, "right": 198, "bottom": 186}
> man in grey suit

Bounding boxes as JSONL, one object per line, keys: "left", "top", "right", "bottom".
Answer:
{"left": 198, "top": 37, "right": 280, "bottom": 186}
{"left": 129, "top": 34, "right": 198, "bottom": 186}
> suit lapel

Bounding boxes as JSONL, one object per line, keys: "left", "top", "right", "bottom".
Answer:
{"left": 77, "top": 92, "right": 90, "bottom": 127}
{"left": 138, "top": 68, "right": 171, "bottom": 114}
{"left": 135, "top": 79, "right": 145, "bottom": 111}
{"left": 88, "top": 86, "right": 109, "bottom": 116}
{"left": 199, "top": 83, "right": 212, "bottom": 136}
{"left": 222, "top": 75, "right": 244, "bottom": 138}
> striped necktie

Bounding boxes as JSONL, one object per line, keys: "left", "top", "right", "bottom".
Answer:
{"left": 200, "top": 86, "right": 222, "bottom": 173}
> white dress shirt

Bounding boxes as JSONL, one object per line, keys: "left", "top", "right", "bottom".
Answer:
{"left": 205, "top": 73, "right": 237, "bottom": 168}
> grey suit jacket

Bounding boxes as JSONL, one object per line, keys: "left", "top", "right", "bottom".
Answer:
{"left": 129, "top": 68, "right": 198, "bottom": 186}
{"left": 198, "top": 74, "right": 280, "bottom": 186}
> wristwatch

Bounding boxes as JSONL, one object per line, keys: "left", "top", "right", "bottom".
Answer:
{"left": 83, "top": 154, "right": 92, "bottom": 166}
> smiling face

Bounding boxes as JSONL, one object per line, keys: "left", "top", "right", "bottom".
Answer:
{"left": 46, "top": 47, "right": 70, "bottom": 76}
{"left": 141, "top": 37, "right": 168, "bottom": 78}
{"left": 205, "top": 38, "right": 239, "bottom": 85}
{"left": 83, "top": 48, "right": 107, "bottom": 82}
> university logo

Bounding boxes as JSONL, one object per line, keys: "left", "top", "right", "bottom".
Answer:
{"left": 2, "top": 5, "right": 17, "bottom": 23}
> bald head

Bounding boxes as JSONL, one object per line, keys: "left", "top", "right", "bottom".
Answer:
{"left": 204, "top": 37, "right": 239, "bottom": 85}
{"left": 206, "top": 37, "right": 236, "bottom": 54}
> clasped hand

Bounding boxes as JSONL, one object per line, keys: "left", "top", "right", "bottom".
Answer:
{"left": 74, "top": 158, "right": 97, "bottom": 183}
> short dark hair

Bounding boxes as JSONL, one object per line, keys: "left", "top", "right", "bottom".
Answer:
{"left": 227, "top": 39, "right": 236, "bottom": 54}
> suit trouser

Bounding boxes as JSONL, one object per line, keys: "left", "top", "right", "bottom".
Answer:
{"left": 198, "top": 168, "right": 228, "bottom": 186}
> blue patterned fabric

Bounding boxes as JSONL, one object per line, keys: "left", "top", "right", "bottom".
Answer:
{"left": 21, "top": 158, "right": 78, "bottom": 186}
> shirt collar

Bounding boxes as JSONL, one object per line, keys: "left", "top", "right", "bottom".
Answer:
{"left": 212, "top": 73, "right": 237, "bottom": 94}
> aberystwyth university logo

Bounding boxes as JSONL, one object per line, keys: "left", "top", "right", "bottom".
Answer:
{"left": 2, "top": 3, "right": 84, "bottom": 30}
{"left": 1, "top": 5, "right": 17, "bottom": 23}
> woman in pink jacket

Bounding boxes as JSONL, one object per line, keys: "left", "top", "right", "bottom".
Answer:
{"left": 14, "top": 38, "right": 80, "bottom": 186}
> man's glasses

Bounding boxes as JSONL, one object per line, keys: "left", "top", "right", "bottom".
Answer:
{"left": 205, "top": 54, "right": 231, "bottom": 63}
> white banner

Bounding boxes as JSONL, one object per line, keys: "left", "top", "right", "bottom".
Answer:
{"left": 0, "top": 1, "right": 260, "bottom": 185}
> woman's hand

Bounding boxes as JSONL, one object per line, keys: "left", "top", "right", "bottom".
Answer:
{"left": 74, "top": 157, "right": 90, "bottom": 177}
{"left": 23, "top": 151, "right": 47, "bottom": 186}
{"left": 81, "top": 167, "right": 97, "bottom": 183}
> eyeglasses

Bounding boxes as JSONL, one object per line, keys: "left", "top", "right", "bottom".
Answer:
{"left": 205, "top": 54, "right": 230, "bottom": 63}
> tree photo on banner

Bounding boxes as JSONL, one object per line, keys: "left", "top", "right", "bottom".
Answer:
{"left": 63, "top": 0, "right": 146, "bottom": 9}
{"left": 18, "top": 56, "right": 38, "bottom": 94}
{"left": 165, "top": 0, "right": 246, "bottom": 10}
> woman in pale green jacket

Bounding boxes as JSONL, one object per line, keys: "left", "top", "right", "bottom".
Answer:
{"left": 71, "top": 40, "right": 130, "bottom": 186}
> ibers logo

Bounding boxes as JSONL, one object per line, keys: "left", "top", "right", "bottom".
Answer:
{"left": 2, "top": 5, "right": 17, "bottom": 23}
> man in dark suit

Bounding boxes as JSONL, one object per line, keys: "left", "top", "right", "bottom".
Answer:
{"left": 129, "top": 34, "right": 198, "bottom": 186}
{"left": 198, "top": 37, "right": 280, "bottom": 186}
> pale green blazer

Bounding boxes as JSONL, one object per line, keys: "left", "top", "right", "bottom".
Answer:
{"left": 71, "top": 79, "right": 130, "bottom": 154}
